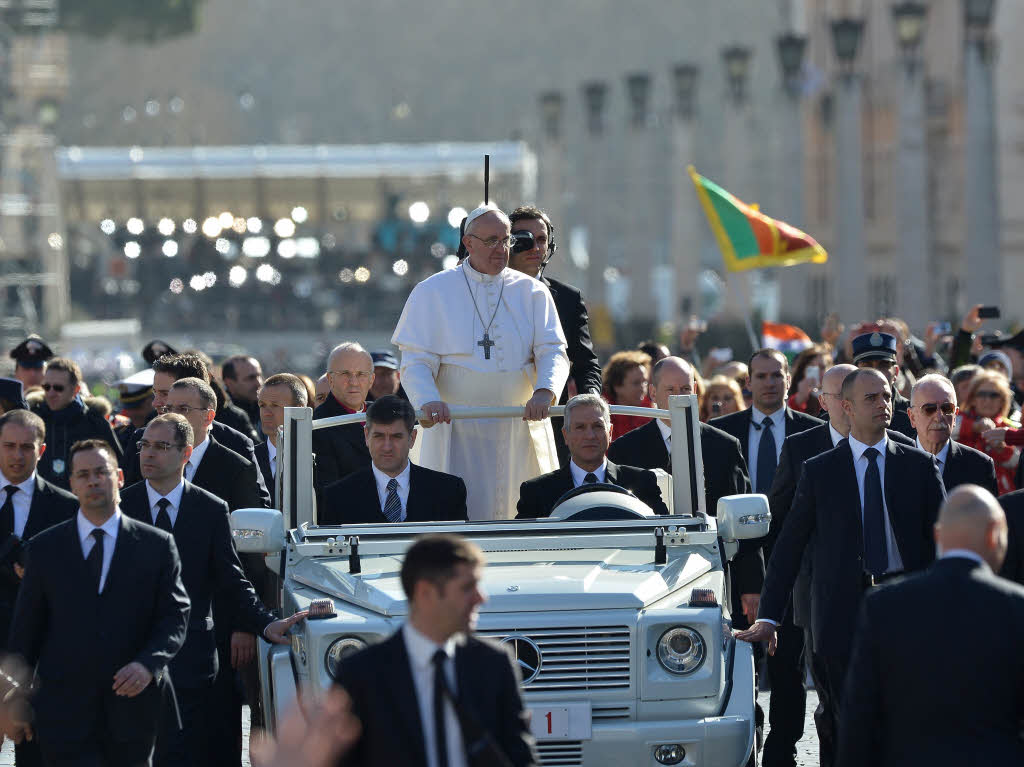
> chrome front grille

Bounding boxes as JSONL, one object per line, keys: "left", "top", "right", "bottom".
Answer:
{"left": 537, "top": 740, "right": 583, "bottom": 766}
{"left": 477, "top": 626, "right": 631, "bottom": 692}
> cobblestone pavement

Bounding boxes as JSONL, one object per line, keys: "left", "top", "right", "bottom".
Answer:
{"left": 0, "top": 694, "right": 821, "bottom": 766}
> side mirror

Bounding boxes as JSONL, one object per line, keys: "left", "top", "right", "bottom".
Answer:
{"left": 231, "top": 508, "right": 286, "bottom": 554}
{"left": 717, "top": 494, "right": 771, "bottom": 541}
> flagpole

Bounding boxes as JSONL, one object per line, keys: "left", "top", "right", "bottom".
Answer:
{"left": 740, "top": 272, "right": 760, "bottom": 352}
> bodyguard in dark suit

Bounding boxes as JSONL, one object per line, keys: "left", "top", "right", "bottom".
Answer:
{"left": 837, "top": 486, "right": 1024, "bottom": 767}
{"left": 737, "top": 369, "right": 946, "bottom": 767}
{"left": 312, "top": 344, "right": 374, "bottom": 496}
{"left": 508, "top": 206, "right": 602, "bottom": 466}
{"left": 764, "top": 363, "right": 913, "bottom": 767}
{"left": 906, "top": 373, "right": 999, "bottom": 496}
{"left": 7, "top": 439, "right": 191, "bottom": 767}
{"left": 252, "top": 373, "right": 311, "bottom": 509}
{"left": 851, "top": 331, "right": 915, "bottom": 439}
{"left": 121, "top": 414, "right": 304, "bottom": 767}
{"left": 321, "top": 396, "right": 466, "bottom": 526}
{"left": 335, "top": 534, "right": 537, "bottom": 767}
{"left": 516, "top": 394, "right": 668, "bottom": 519}
{"left": 0, "top": 411, "right": 78, "bottom": 767}
{"left": 710, "top": 349, "right": 821, "bottom": 767}
{"left": 998, "top": 488, "right": 1024, "bottom": 585}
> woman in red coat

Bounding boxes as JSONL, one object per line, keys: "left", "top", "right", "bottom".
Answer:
{"left": 956, "top": 370, "right": 1020, "bottom": 495}
{"left": 602, "top": 350, "right": 653, "bottom": 441}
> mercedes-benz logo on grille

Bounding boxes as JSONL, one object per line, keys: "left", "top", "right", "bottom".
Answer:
{"left": 500, "top": 634, "right": 542, "bottom": 684}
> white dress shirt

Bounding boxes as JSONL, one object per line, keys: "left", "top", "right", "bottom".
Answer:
{"left": 915, "top": 438, "right": 950, "bottom": 474}
{"left": 266, "top": 439, "right": 277, "bottom": 479}
{"left": 184, "top": 435, "right": 211, "bottom": 481}
{"left": 0, "top": 471, "right": 36, "bottom": 538}
{"left": 847, "top": 434, "right": 905, "bottom": 573}
{"left": 828, "top": 423, "right": 846, "bottom": 447}
{"left": 372, "top": 461, "right": 411, "bottom": 521}
{"left": 747, "top": 407, "right": 786, "bottom": 491}
{"left": 569, "top": 459, "right": 607, "bottom": 487}
{"left": 145, "top": 479, "right": 185, "bottom": 528}
{"left": 77, "top": 508, "right": 121, "bottom": 592}
{"left": 656, "top": 418, "right": 672, "bottom": 454}
{"left": 402, "top": 622, "right": 467, "bottom": 767}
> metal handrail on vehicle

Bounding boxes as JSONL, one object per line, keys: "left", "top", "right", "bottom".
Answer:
{"left": 279, "top": 394, "right": 706, "bottom": 530}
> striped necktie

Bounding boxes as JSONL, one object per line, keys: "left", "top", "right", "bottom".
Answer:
{"left": 382, "top": 477, "right": 403, "bottom": 522}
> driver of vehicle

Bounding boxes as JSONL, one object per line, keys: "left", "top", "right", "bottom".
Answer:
{"left": 515, "top": 393, "right": 668, "bottom": 519}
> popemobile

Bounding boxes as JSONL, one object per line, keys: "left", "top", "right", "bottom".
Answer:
{"left": 233, "top": 395, "right": 767, "bottom": 767}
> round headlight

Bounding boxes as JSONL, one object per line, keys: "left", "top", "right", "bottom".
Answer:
{"left": 657, "top": 626, "right": 706, "bottom": 675}
{"left": 325, "top": 636, "right": 368, "bottom": 679}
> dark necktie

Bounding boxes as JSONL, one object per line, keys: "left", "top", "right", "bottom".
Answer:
{"left": 155, "top": 498, "right": 173, "bottom": 533}
{"left": 0, "top": 485, "right": 18, "bottom": 538}
{"left": 755, "top": 417, "right": 777, "bottom": 494}
{"left": 382, "top": 478, "right": 403, "bottom": 522}
{"left": 584, "top": 472, "right": 598, "bottom": 484}
{"left": 862, "top": 447, "right": 889, "bottom": 577}
{"left": 86, "top": 529, "right": 105, "bottom": 592}
{"left": 432, "top": 649, "right": 449, "bottom": 767}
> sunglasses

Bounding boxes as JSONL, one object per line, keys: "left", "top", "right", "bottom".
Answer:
{"left": 915, "top": 402, "right": 956, "bottom": 416}
{"left": 42, "top": 383, "right": 65, "bottom": 392}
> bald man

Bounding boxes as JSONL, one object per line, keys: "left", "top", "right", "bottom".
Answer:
{"left": 837, "top": 486, "right": 1024, "bottom": 767}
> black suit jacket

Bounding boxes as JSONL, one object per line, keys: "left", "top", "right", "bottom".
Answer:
{"left": 607, "top": 420, "right": 763, "bottom": 595}
{"left": 120, "top": 481, "right": 274, "bottom": 689}
{"left": 543, "top": 276, "right": 602, "bottom": 399}
{"left": 124, "top": 419, "right": 268, "bottom": 498}
{"left": 998, "top": 489, "right": 1024, "bottom": 586}
{"left": 767, "top": 424, "right": 916, "bottom": 629}
{"left": 709, "top": 406, "right": 824, "bottom": 474}
{"left": 515, "top": 461, "right": 668, "bottom": 519}
{"left": 837, "top": 557, "right": 1024, "bottom": 767}
{"left": 191, "top": 436, "right": 270, "bottom": 512}
{"left": 320, "top": 464, "right": 467, "bottom": 525}
{"left": 8, "top": 515, "right": 190, "bottom": 747}
{"left": 254, "top": 441, "right": 276, "bottom": 508}
{"left": 336, "top": 630, "right": 537, "bottom": 767}
{"left": 760, "top": 438, "right": 945, "bottom": 664}
{"left": 0, "top": 476, "right": 78, "bottom": 649}
{"left": 888, "top": 391, "right": 915, "bottom": 440}
{"left": 940, "top": 439, "right": 998, "bottom": 496}
{"left": 312, "top": 396, "right": 371, "bottom": 495}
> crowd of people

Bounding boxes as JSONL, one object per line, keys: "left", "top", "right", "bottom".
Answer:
{"left": 0, "top": 200, "right": 1019, "bottom": 766}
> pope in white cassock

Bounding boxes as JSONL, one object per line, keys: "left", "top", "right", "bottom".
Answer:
{"left": 392, "top": 204, "right": 569, "bottom": 520}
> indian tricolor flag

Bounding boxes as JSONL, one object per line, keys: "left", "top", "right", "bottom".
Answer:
{"left": 762, "top": 321, "right": 814, "bottom": 360}
{"left": 688, "top": 166, "right": 827, "bottom": 272}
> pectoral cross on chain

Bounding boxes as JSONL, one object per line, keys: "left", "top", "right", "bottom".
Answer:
{"left": 478, "top": 332, "right": 496, "bottom": 360}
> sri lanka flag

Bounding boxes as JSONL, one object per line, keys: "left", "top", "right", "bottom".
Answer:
{"left": 688, "top": 166, "right": 827, "bottom": 272}
{"left": 763, "top": 321, "right": 814, "bottom": 359}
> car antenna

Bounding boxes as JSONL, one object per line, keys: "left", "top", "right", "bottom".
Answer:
{"left": 348, "top": 535, "right": 361, "bottom": 574}
{"left": 654, "top": 527, "right": 667, "bottom": 565}
{"left": 484, "top": 153, "right": 489, "bottom": 204}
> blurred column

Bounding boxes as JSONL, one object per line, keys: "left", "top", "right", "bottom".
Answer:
{"left": 624, "top": 72, "right": 656, "bottom": 333}
{"left": 720, "top": 45, "right": 753, "bottom": 319}
{"left": 831, "top": 16, "right": 869, "bottom": 325}
{"left": 581, "top": 81, "right": 608, "bottom": 305}
{"left": 669, "top": 64, "right": 700, "bottom": 325}
{"left": 892, "top": 2, "right": 930, "bottom": 332}
{"left": 775, "top": 31, "right": 810, "bottom": 323}
{"left": 536, "top": 91, "right": 573, "bottom": 283}
{"left": 962, "top": 0, "right": 1000, "bottom": 307}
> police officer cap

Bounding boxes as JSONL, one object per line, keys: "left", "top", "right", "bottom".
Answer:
{"left": 116, "top": 369, "right": 155, "bottom": 407}
{"left": 852, "top": 331, "right": 898, "bottom": 364}
{"left": 142, "top": 339, "right": 177, "bottom": 366}
{"left": 0, "top": 377, "right": 26, "bottom": 410}
{"left": 987, "top": 329, "right": 1024, "bottom": 353}
{"left": 9, "top": 335, "right": 53, "bottom": 368}
{"left": 370, "top": 350, "right": 399, "bottom": 370}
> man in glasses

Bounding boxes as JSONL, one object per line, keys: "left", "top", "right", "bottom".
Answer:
{"left": 908, "top": 374, "right": 997, "bottom": 496}
{"left": 31, "top": 357, "right": 123, "bottom": 489}
{"left": 120, "top": 413, "right": 304, "bottom": 767}
{"left": 392, "top": 204, "right": 568, "bottom": 520}
{"left": 311, "top": 342, "right": 374, "bottom": 497}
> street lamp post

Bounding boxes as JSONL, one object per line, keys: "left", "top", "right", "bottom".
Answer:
{"left": 775, "top": 32, "right": 810, "bottom": 323}
{"left": 581, "top": 81, "right": 609, "bottom": 305}
{"left": 831, "top": 16, "right": 869, "bottom": 325}
{"left": 891, "top": 1, "right": 930, "bottom": 331}
{"left": 623, "top": 72, "right": 657, "bottom": 331}
{"left": 962, "top": 0, "right": 1000, "bottom": 308}
{"left": 536, "top": 91, "right": 571, "bottom": 284}
{"left": 670, "top": 64, "right": 700, "bottom": 324}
